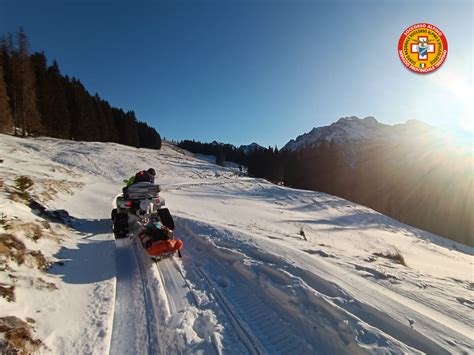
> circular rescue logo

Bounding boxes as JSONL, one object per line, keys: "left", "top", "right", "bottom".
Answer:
{"left": 398, "top": 23, "right": 448, "bottom": 73}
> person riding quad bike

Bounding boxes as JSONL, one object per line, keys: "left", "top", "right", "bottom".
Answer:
{"left": 112, "top": 168, "right": 160, "bottom": 239}
{"left": 126, "top": 168, "right": 156, "bottom": 186}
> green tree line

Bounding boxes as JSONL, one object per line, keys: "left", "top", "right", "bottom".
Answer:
{"left": 178, "top": 140, "right": 246, "bottom": 166}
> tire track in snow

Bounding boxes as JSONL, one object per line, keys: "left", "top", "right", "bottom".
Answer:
{"left": 157, "top": 248, "right": 272, "bottom": 354}
{"left": 154, "top": 255, "right": 227, "bottom": 354}
{"left": 110, "top": 238, "right": 160, "bottom": 355}
{"left": 156, "top": 259, "right": 192, "bottom": 315}
{"left": 180, "top": 226, "right": 317, "bottom": 354}
{"left": 178, "top": 219, "right": 458, "bottom": 354}
{"left": 193, "top": 266, "right": 264, "bottom": 355}
{"left": 133, "top": 240, "right": 161, "bottom": 355}
{"left": 112, "top": 237, "right": 227, "bottom": 355}
{"left": 113, "top": 223, "right": 362, "bottom": 355}
{"left": 194, "top": 262, "right": 314, "bottom": 354}
{"left": 110, "top": 238, "right": 152, "bottom": 354}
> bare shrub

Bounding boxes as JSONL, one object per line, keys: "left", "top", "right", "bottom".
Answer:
{"left": 14, "top": 176, "right": 34, "bottom": 201}
{"left": 299, "top": 227, "right": 307, "bottom": 241}
{"left": 6, "top": 176, "right": 34, "bottom": 202}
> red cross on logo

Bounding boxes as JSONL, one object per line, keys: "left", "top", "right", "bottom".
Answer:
{"left": 410, "top": 36, "right": 436, "bottom": 61}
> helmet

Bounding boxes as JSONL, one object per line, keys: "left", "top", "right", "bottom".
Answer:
{"left": 147, "top": 168, "right": 156, "bottom": 176}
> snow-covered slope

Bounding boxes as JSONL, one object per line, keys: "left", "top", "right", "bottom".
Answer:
{"left": 0, "top": 134, "right": 472, "bottom": 354}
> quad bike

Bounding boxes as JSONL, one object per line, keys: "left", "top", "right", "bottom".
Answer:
{"left": 111, "top": 182, "right": 182, "bottom": 259}
{"left": 112, "top": 182, "right": 163, "bottom": 238}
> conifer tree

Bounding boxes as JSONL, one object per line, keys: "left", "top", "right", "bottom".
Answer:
{"left": 46, "top": 61, "right": 70, "bottom": 138}
{"left": 215, "top": 147, "right": 226, "bottom": 166}
{"left": 30, "top": 52, "right": 48, "bottom": 124}
{"left": 17, "top": 28, "right": 42, "bottom": 136}
{"left": 0, "top": 57, "right": 13, "bottom": 133}
{"left": 100, "top": 98, "right": 119, "bottom": 142}
{"left": 1, "top": 33, "right": 18, "bottom": 133}
{"left": 124, "top": 110, "right": 139, "bottom": 147}
{"left": 69, "top": 79, "right": 99, "bottom": 141}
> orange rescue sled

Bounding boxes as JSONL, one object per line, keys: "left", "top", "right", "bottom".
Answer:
{"left": 138, "top": 222, "right": 183, "bottom": 258}
{"left": 145, "top": 239, "right": 183, "bottom": 256}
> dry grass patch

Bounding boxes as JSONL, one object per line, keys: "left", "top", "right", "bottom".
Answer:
{"left": 0, "top": 316, "right": 44, "bottom": 354}
{"left": 3, "top": 174, "right": 83, "bottom": 204}
{"left": 0, "top": 283, "right": 15, "bottom": 302}
{"left": 8, "top": 219, "right": 60, "bottom": 243}
{"left": 0, "top": 213, "right": 12, "bottom": 232}
{"left": 373, "top": 248, "right": 407, "bottom": 267}
{"left": 13, "top": 222, "right": 44, "bottom": 242}
{"left": 36, "top": 178, "right": 85, "bottom": 202}
{"left": 33, "top": 277, "right": 58, "bottom": 291}
{"left": 0, "top": 233, "right": 50, "bottom": 271}
{"left": 0, "top": 233, "right": 27, "bottom": 266}
{"left": 29, "top": 251, "right": 50, "bottom": 271}
{"left": 7, "top": 176, "right": 34, "bottom": 202}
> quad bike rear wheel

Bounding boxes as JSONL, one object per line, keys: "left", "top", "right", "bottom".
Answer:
{"left": 111, "top": 208, "right": 129, "bottom": 239}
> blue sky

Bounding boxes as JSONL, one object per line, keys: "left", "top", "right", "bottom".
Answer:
{"left": 1, "top": 0, "right": 472, "bottom": 147}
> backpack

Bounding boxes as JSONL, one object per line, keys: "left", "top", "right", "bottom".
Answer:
{"left": 134, "top": 170, "right": 153, "bottom": 184}
{"left": 139, "top": 222, "right": 172, "bottom": 249}
{"left": 145, "top": 222, "right": 172, "bottom": 241}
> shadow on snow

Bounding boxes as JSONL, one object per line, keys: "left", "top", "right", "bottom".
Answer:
{"left": 48, "top": 217, "right": 116, "bottom": 284}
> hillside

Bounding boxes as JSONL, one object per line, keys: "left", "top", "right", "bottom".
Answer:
{"left": 248, "top": 117, "right": 473, "bottom": 246}
{"left": 0, "top": 134, "right": 472, "bottom": 354}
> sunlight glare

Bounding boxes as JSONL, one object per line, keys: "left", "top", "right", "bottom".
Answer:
{"left": 427, "top": 69, "right": 474, "bottom": 133}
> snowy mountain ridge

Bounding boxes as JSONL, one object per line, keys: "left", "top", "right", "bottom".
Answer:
{"left": 238, "top": 142, "right": 264, "bottom": 154}
{"left": 283, "top": 116, "right": 434, "bottom": 151}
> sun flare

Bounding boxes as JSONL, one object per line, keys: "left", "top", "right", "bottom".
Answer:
{"left": 428, "top": 69, "right": 474, "bottom": 133}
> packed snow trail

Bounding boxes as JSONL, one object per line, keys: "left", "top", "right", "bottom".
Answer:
{"left": 110, "top": 238, "right": 160, "bottom": 355}
{"left": 73, "top": 215, "right": 473, "bottom": 355}
{"left": 111, "top": 236, "right": 225, "bottom": 355}
{"left": 174, "top": 218, "right": 469, "bottom": 354}
{"left": 157, "top": 258, "right": 193, "bottom": 315}
{"left": 193, "top": 266, "right": 264, "bottom": 355}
